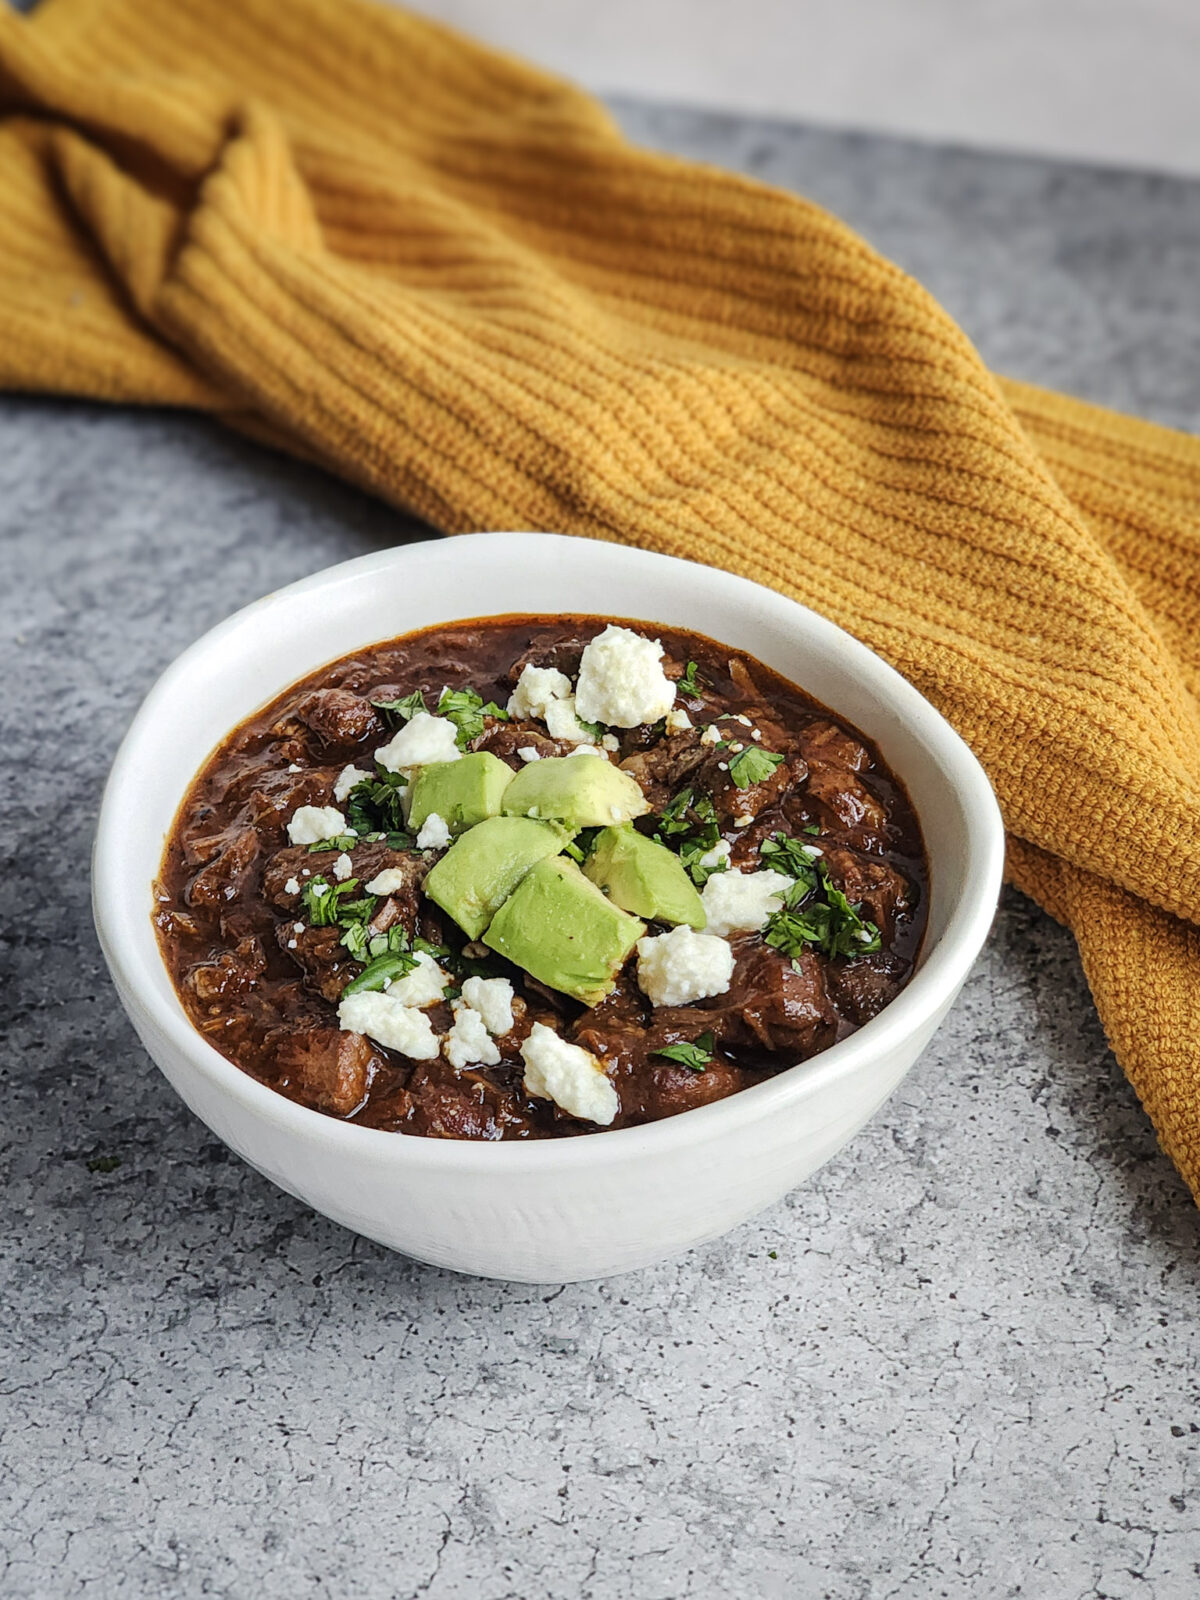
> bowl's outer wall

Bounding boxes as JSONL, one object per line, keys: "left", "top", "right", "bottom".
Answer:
{"left": 94, "top": 534, "right": 1002, "bottom": 1281}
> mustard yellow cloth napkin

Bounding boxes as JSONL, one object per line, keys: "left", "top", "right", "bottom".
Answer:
{"left": 5, "top": 0, "right": 1200, "bottom": 1196}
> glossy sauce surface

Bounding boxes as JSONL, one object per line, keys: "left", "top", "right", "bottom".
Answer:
{"left": 154, "top": 616, "right": 928, "bottom": 1139}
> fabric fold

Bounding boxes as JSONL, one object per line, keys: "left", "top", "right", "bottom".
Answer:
{"left": 4, "top": 0, "right": 1200, "bottom": 1197}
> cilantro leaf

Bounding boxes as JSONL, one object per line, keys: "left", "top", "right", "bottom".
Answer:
{"left": 341, "top": 948, "right": 420, "bottom": 996}
{"left": 759, "top": 841, "right": 882, "bottom": 962}
{"left": 306, "top": 833, "right": 360, "bottom": 854}
{"left": 727, "top": 746, "right": 785, "bottom": 790}
{"left": 301, "top": 875, "right": 364, "bottom": 927}
{"left": 345, "top": 767, "right": 408, "bottom": 837}
{"left": 677, "top": 661, "right": 702, "bottom": 697}
{"left": 435, "top": 686, "right": 509, "bottom": 748}
{"left": 654, "top": 789, "right": 726, "bottom": 885}
{"left": 653, "top": 1031, "right": 716, "bottom": 1072}
{"left": 370, "top": 689, "right": 429, "bottom": 726}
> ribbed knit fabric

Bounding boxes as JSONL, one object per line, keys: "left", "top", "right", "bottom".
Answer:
{"left": 4, "top": 0, "right": 1200, "bottom": 1196}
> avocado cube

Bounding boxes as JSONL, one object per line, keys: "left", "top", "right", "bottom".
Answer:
{"left": 484, "top": 855, "right": 645, "bottom": 1005}
{"left": 501, "top": 755, "right": 649, "bottom": 828}
{"left": 424, "top": 815, "right": 571, "bottom": 940}
{"left": 583, "top": 824, "right": 706, "bottom": 929}
{"left": 406, "top": 751, "right": 514, "bottom": 837}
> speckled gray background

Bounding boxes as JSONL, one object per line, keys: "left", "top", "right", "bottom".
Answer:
{"left": 3, "top": 97, "right": 1200, "bottom": 1600}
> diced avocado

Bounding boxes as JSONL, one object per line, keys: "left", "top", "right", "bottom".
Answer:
{"left": 501, "top": 755, "right": 649, "bottom": 828}
{"left": 406, "top": 752, "right": 514, "bottom": 837}
{"left": 423, "top": 815, "right": 571, "bottom": 940}
{"left": 484, "top": 856, "right": 645, "bottom": 1005}
{"left": 583, "top": 824, "right": 706, "bottom": 929}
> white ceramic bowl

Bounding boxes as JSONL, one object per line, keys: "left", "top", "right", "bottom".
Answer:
{"left": 93, "top": 533, "right": 1003, "bottom": 1282}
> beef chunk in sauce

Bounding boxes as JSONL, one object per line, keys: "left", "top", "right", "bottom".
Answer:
{"left": 156, "top": 615, "right": 927, "bottom": 1141}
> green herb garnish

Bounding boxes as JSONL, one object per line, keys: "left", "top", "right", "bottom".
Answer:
{"left": 655, "top": 789, "right": 726, "bottom": 885}
{"left": 306, "top": 833, "right": 360, "bottom": 854}
{"left": 86, "top": 1155, "right": 121, "bottom": 1174}
{"left": 653, "top": 1032, "right": 716, "bottom": 1072}
{"left": 371, "top": 689, "right": 429, "bottom": 725}
{"left": 727, "top": 746, "right": 785, "bottom": 790}
{"left": 759, "top": 838, "right": 882, "bottom": 961}
{"left": 301, "top": 875, "right": 368, "bottom": 927}
{"left": 345, "top": 767, "right": 409, "bottom": 837}
{"left": 803, "top": 824, "right": 821, "bottom": 836}
{"left": 677, "top": 661, "right": 702, "bottom": 697}
{"left": 341, "top": 949, "right": 420, "bottom": 996}
{"left": 435, "top": 686, "right": 509, "bottom": 748}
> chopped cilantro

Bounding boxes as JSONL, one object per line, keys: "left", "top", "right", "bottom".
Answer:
{"left": 803, "top": 824, "right": 822, "bottom": 836}
{"left": 653, "top": 1032, "right": 716, "bottom": 1072}
{"left": 655, "top": 789, "right": 726, "bottom": 886}
{"left": 86, "top": 1155, "right": 121, "bottom": 1174}
{"left": 728, "top": 745, "right": 785, "bottom": 790}
{"left": 371, "top": 689, "right": 429, "bottom": 724}
{"left": 575, "top": 713, "right": 605, "bottom": 741}
{"left": 759, "top": 840, "right": 882, "bottom": 962}
{"left": 759, "top": 832, "right": 822, "bottom": 890}
{"left": 768, "top": 1250, "right": 778, "bottom": 1260}
{"left": 677, "top": 660, "right": 702, "bottom": 697}
{"left": 341, "top": 948, "right": 420, "bottom": 997}
{"left": 306, "top": 833, "right": 360, "bottom": 854}
{"left": 435, "top": 686, "right": 509, "bottom": 747}
{"left": 345, "top": 767, "right": 408, "bottom": 837}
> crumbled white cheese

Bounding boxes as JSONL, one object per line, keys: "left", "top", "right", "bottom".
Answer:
{"left": 294, "top": 922, "right": 304, "bottom": 934}
{"left": 286, "top": 805, "right": 348, "bottom": 845}
{"left": 735, "top": 714, "right": 753, "bottom": 727}
{"left": 636, "top": 924, "right": 735, "bottom": 1008}
{"left": 751, "top": 729, "right": 763, "bottom": 742}
{"left": 284, "top": 876, "right": 301, "bottom": 896}
{"left": 337, "top": 991, "right": 440, "bottom": 1058}
{"left": 733, "top": 813, "right": 755, "bottom": 829}
{"left": 701, "top": 868, "right": 793, "bottom": 938}
{"left": 574, "top": 625, "right": 676, "bottom": 729}
{"left": 543, "top": 694, "right": 594, "bottom": 745}
{"left": 444, "top": 1005, "right": 501, "bottom": 1070}
{"left": 287, "top": 938, "right": 297, "bottom": 949}
{"left": 729, "top": 742, "right": 745, "bottom": 754}
{"left": 375, "top": 713, "right": 460, "bottom": 772}
{"left": 697, "top": 840, "right": 731, "bottom": 874}
{"left": 334, "top": 763, "right": 371, "bottom": 803}
{"left": 665, "top": 708, "right": 693, "bottom": 735}
{"left": 415, "top": 812, "right": 452, "bottom": 850}
{"left": 287, "top": 763, "right": 302, "bottom": 773}
{"left": 365, "top": 866, "right": 409, "bottom": 896}
{"left": 383, "top": 950, "right": 450, "bottom": 1009}
{"left": 520, "top": 1022, "right": 619, "bottom": 1126}
{"left": 333, "top": 852, "right": 353, "bottom": 881}
{"left": 567, "top": 743, "right": 604, "bottom": 757}
{"left": 507, "top": 664, "right": 573, "bottom": 721}
{"left": 700, "top": 724, "right": 722, "bottom": 746}
{"left": 517, "top": 746, "right": 542, "bottom": 762}
{"left": 601, "top": 733, "right": 620, "bottom": 752}
{"left": 460, "top": 975, "right": 515, "bottom": 1036}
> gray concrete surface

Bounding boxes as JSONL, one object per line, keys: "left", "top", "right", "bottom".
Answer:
{"left": 3, "top": 105, "right": 1200, "bottom": 1600}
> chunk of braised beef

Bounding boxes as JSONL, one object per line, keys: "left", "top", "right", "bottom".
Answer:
{"left": 271, "top": 1027, "right": 382, "bottom": 1116}
{"left": 185, "top": 935, "right": 266, "bottom": 1003}
{"left": 217, "top": 756, "right": 340, "bottom": 818}
{"left": 795, "top": 718, "right": 871, "bottom": 774}
{"left": 572, "top": 1004, "right": 751, "bottom": 1124}
{"left": 473, "top": 721, "right": 563, "bottom": 765}
{"left": 263, "top": 842, "right": 428, "bottom": 924}
{"left": 700, "top": 750, "right": 806, "bottom": 828}
{"left": 796, "top": 766, "right": 891, "bottom": 852}
{"left": 294, "top": 688, "right": 383, "bottom": 749}
{"left": 826, "top": 952, "right": 910, "bottom": 1025}
{"left": 818, "top": 843, "right": 913, "bottom": 940}
{"left": 507, "top": 633, "right": 595, "bottom": 685}
{"left": 696, "top": 944, "right": 838, "bottom": 1059}
{"left": 276, "top": 922, "right": 356, "bottom": 1003}
{"left": 186, "top": 828, "right": 260, "bottom": 911}
{"left": 618, "top": 729, "right": 708, "bottom": 810}
{"left": 401, "top": 1065, "right": 526, "bottom": 1140}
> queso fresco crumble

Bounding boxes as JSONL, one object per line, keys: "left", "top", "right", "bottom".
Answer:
{"left": 154, "top": 617, "right": 928, "bottom": 1139}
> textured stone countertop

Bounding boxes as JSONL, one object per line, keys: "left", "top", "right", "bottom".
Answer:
{"left": 4, "top": 101, "right": 1200, "bottom": 1600}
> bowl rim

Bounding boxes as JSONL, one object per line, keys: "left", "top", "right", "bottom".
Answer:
{"left": 92, "top": 531, "right": 1005, "bottom": 1173}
